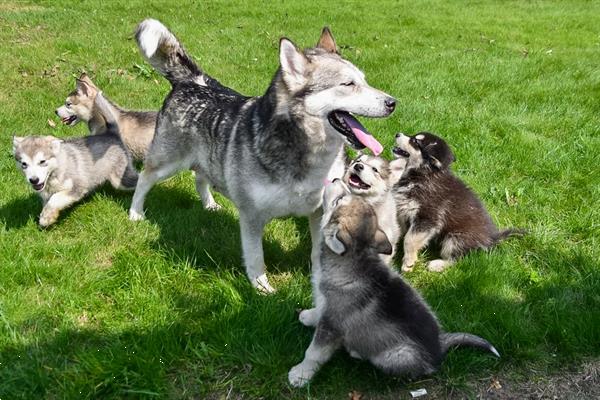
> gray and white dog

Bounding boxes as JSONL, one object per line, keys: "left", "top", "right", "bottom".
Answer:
{"left": 392, "top": 132, "right": 525, "bottom": 272}
{"left": 130, "top": 19, "right": 395, "bottom": 292}
{"left": 342, "top": 154, "right": 403, "bottom": 263}
{"left": 55, "top": 73, "right": 157, "bottom": 162}
{"left": 14, "top": 92, "right": 138, "bottom": 227}
{"left": 288, "top": 179, "right": 499, "bottom": 387}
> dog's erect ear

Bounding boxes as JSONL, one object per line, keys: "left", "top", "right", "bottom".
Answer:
{"left": 317, "top": 27, "right": 338, "bottom": 54}
{"left": 428, "top": 155, "right": 444, "bottom": 170}
{"left": 373, "top": 228, "right": 393, "bottom": 255}
{"left": 325, "top": 227, "right": 350, "bottom": 255}
{"left": 78, "top": 73, "right": 97, "bottom": 89}
{"left": 50, "top": 138, "right": 62, "bottom": 154}
{"left": 279, "top": 38, "right": 308, "bottom": 89}
{"left": 76, "top": 77, "right": 97, "bottom": 97}
{"left": 12, "top": 135, "right": 24, "bottom": 153}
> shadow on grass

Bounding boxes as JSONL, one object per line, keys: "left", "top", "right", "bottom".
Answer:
{"left": 2, "top": 241, "right": 598, "bottom": 399}
{"left": 143, "top": 183, "right": 313, "bottom": 280}
{"left": 0, "top": 193, "right": 40, "bottom": 229}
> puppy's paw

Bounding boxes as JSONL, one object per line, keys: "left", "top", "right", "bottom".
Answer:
{"left": 252, "top": 273, "right": 276, "bottom": 294}
{"left": 299, "top": 308, "right": 319, "bottom": 327}
{"left": 128, "top": 208, "right": 145, "bottom": 221}
{"left": 348, "top": 349, "right": 363, "bottom": 360}
{"left": 401, "top": 263, "right": 414, "bottom": 273}
{"left": 204, "top": 202, "right": 222, "bottom": 211}
{"left": 427, "top": 259, "right": 452, "bottom": 272}
{"left": 39, "top": 209, "right": 59, "bottom": 228}
{"left": 288, "top": 363, "right": 314, "bottom": 387}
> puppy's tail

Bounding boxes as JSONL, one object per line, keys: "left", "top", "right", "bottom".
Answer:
{"left": 135, "top": 19, "right": 203, "bottom": 86}
{"left": 440, "top": 332, "right": 500, "bottom": 358}
{"left": 494, "top": 228, "right": 527, "bottom": 243}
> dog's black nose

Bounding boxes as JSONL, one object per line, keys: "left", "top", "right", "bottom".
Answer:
{"left": 354, "top": 163, "right": 364, "bottom": 172}
{"left": 395, "top": 133, "right": 401, "bottom": 139}
{"left": 385, "top": 98, "right": 396, "bottom": 112}
{"left": 55, "top": 110, "right": 60, "bottom": 117}
{"left": 29, "top": 177, "right": 39, "bottom": 184}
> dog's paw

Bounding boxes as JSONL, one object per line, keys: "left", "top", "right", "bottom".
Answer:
{"left": 299, "top": 308, "right": 319, "bottom": 327}
{"left": 427, "top": 259, "right": 452, "bottom": 272}
{"left": 129, "top": 208, "right": 145, "bottom": 221}
{"left": 252, "top": 274, "right": 276, "bottom": 294}
{"left": 204, "top": 202, "right": 222, "bottom": 211}
{"left": 348, "top": 349, "right": 363, "bottom": 360}
{"left": 401, "top": 263, "right": 414, "bottom": 272}
{"left": 288, "top": 363, "right": 314, "bottom": 387}
{"left": 39, "top": 209, "right": 59, "bottom": 228}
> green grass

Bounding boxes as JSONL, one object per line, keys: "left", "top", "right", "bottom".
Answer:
{"left": 1, "top": 0, "right": 599, "bottom": 398}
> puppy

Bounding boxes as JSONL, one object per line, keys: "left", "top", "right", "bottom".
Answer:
{"left": 342, "top": 154, "right": 403, "bottom": 262}
{"left": 288, "top": 180, "right": 499, "bottom": 387}
{"left": 392, "top": 132, "right": 524, "bottom": 272}
{"left": 14, "top": 93, "right": 138, "bottom": 227}
{"left": 55, "top": 73, "right": 157, "bottom": 162}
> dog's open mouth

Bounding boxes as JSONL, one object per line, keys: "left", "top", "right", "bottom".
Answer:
{"left": 61, "top": 115, "right": 78, "bottom": 126}
{"left": 32, "top": 181, "right": 45, "bottom": 192}
{"left": 328, "top": 111, "right": 383, "bottom": 155}
{"left": 393, "top": 147, "right": 410, "bottom": 158}
{"left": 348, "top": 173, "right": 370, "bottom": 190}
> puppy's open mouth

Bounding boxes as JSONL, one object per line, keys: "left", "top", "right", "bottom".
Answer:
{"left": 61, "top": 115, "right": 78, "bottom": 126}
{"left": 348, "top": 173, "right": 371, "bottom": 190}
{"left": 393, "top": 147, "right": 410, "bottom": 158}
{"left": 328, "top": 111, "right": 383, "bottom": 155}
{"left": 32, "top": 181, "right": 45, "bottom": 192}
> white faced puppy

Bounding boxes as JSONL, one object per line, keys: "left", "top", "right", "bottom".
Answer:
{"left": 392, "top": 132, "right": 524, "bottom": 272}
{"left": 14, "top": 93, "right": 138, "bottom": 227}
{"left": 288, "top": 179, "right": 499, "bottom": 387}
{"left": 343, "top": 154, "right": 402, "bottom": 262}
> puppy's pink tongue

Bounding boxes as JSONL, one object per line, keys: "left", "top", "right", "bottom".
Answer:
{"left": 341, "top": 114, "right": 383, "bottom": 156}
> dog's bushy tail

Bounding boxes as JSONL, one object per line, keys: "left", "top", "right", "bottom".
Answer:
{"left": 440, "top": 332, "right": 500, "bottom": 358}
{"left": 493, "top": 228, "right": 527, "bottom": 243}
{"left": 135, "top": 19, "right": 203, "bottom": 85}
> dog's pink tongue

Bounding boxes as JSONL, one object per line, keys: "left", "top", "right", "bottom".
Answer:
{"left": 341, "top": 114, "right": 383, "bottom": 155}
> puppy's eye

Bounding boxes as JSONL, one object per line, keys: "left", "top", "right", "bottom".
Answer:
{"left": 372, "top": 167, "right": 379, "bottom": 173}
{"left": 21, "top": 162, "right": 28, "bottom": 169}
{"left": 341, "top": 81, "right": 355, "bottom": 87}
{"left": 65, "top": 101, "right": 72, "bottom": 107}
{"left": 39, "top": 160, "right": 47, "bottom": 166}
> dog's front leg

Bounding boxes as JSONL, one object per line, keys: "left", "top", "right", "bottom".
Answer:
{"left": 288, "top": 318, "right": 341, "bottom": 387}
{"left": 239, "top": 211, "right": 274, "bottom": 293}
{"left": 401, "top": 226, "right": 435, "bottom": 272}
{"left": 299, "top": 210, "right": 324, "bottom": 327}
{"left": 39, "top": 190, "right": 82, "bottom": 227}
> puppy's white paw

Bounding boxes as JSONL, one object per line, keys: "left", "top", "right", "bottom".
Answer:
{"left": 299, "top": 308, "right": 319, "bottom": 327}
{"left": 204, "top": 202, "right": 222, "bottom": 211}
{"left": 253, "top": 273, "right": 276, "bottom": 294}
{"left": 288, "top": 363, "right": 314, "bottom": 387}
{"left": 427, "top": 259, "right": 452, "bottom": 272}
{"left": 401, "top": 263, "right": 414, "bottom": 272}
{"left": 39, "top": 209, "right": 58, "bottom": 228}
{"left": 129, "top": 208, "right": 145, "bottom": 221}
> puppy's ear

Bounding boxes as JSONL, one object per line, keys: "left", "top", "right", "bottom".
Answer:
{"left": 373, "top": 228, "right": 393, "bottom": 255}
{"left": 50, "top": 138, "right": 63, "bottom": 154}
{"left": 78, "top": 73, "right": 97, "bottom": 89}
{"left": 279, "top": 38, "right": 308, "bottom": 90}
{"left": 428, "top": 155, "right": 444, "bottom": 170}
{"left": 12, "top": 135, "right": 24, "bottom": 153}
{"left": 389, "top": 158, "right": 406, "bottom": 183}
{"left": 317, "top": 27, "right": 338, "bottom": 54}
{"left": 325, "top": 227, "right": 350, "bottom": 255}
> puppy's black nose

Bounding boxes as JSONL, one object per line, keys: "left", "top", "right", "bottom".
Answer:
{"left": 29, "top": 177, "right": 39, "bottom": 184}
{"left": 385, "top": 98, "right": 396, "bottom": 112}
{"left": 55, "top": 110, "right": 60, "bottom": 116}
{"left": 354, "top": 163, "right": 364, "bottom": 172}
{"left": 395, "top": 133, "right": 401, "bottom": 138}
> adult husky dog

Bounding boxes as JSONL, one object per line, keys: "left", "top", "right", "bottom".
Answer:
{"left": 130, "top": 19, "right": 396, "bottom": 292}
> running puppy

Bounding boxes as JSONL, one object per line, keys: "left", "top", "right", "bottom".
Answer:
{"left": 392, "top": 132, "right": 524, "bottom": 272}
{"left": 130, "top": 19, "right": 395, "bottom": 292}
{"left": 55, "top": 73, "right": 157, "bottom": 162}
{"left": 342, "top": 154, "right": 403, "bottom": 263}
{"left": 14, "top": 93, "right": 138, "bottom": 227}
{"left": 288, "top": 179, "right": 499, "bottom": 387}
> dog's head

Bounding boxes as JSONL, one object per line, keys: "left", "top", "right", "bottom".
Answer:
{"left": 392, "top": 132, "right": 455, "bottom": 173}
{"left": 343, "top": 154, "right": 392, "bottom": 200}
{"left": 321, "top": 179, "right": 392, "bottom": 257}
{"left": 55, "top": 73, "right": 99, "bottom": 126}
{"left": 13, "top": 135, "right": 62, "bottom": 192}
{"left": 277, "top": 28, "right": 396, "bottom": 155}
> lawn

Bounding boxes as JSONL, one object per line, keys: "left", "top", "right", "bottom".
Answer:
{"left": 0, "top": 0, "right": 599, "bottom": 398}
